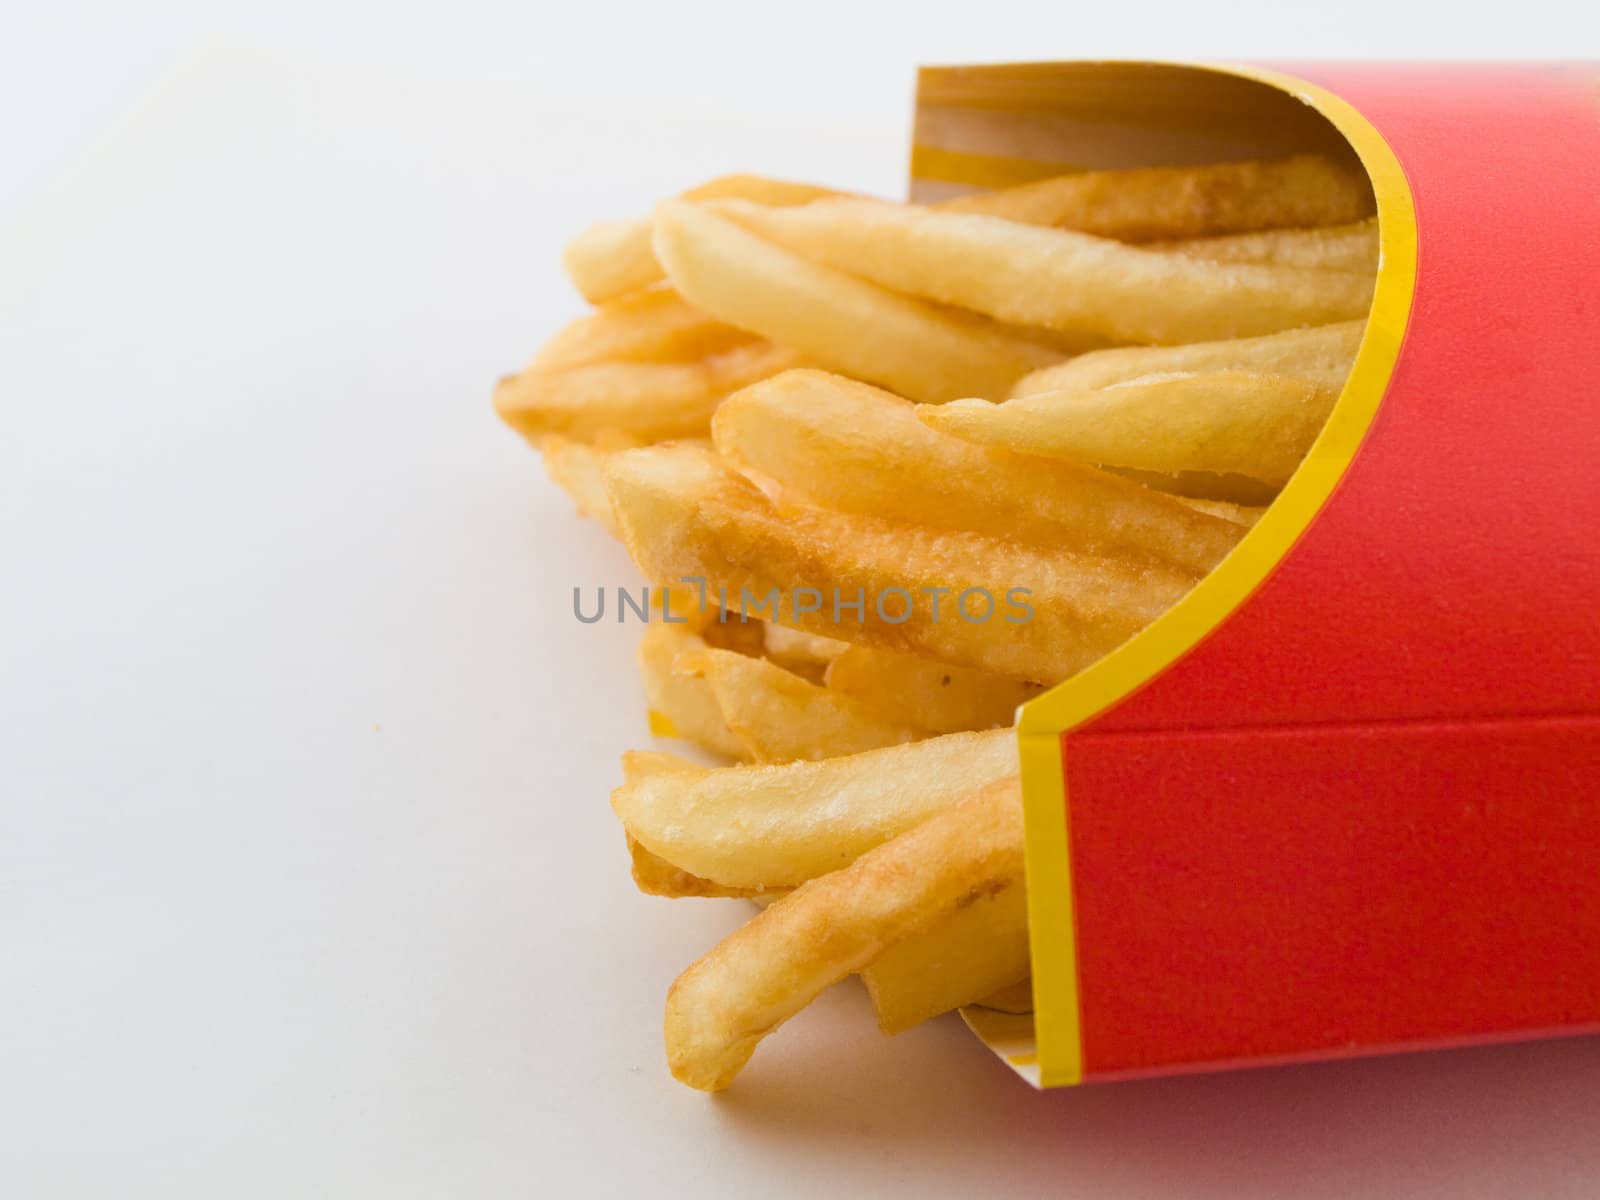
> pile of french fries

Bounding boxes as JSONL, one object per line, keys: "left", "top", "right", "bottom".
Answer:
{"left": 495, "top": 156, "right": 1377, "bottom": 1090}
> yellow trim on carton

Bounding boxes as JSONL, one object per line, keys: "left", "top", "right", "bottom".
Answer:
{"left": 994, "top": 66, "right": 1419, "bottom": 1086}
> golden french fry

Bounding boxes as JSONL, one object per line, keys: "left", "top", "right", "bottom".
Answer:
{"left": 651, "top": 201, "right": 1058, "bottom": 403}
{"left": 860, "top": 875, "right": 1029, "bottom": 1034}
{"left": 562, "top": 176, "right": 849, "bottom": 304}
{"left": 694, "top": 613, "right": 767, "bottom": 657}
{"left": 622, "top": 751, "right": 766, "bottom": 898}
{"left": 611, "top": 726, "right": 1015, "bottom": 891}
{"left": 1148, "top": 218, "right": 1379, "bottom": 272}
{"left": 678, "top": 176, "right": 848, "bottom": 206}
{"left": 718, "top": 198, "right": 1374, "bottom": 345}
{"left": 605, "top": 443, "right": 1194, "bottom": 681}
{"left": 561, "top": 218, "right": 661, "bottom": 306}
{"left": 663, "top": 775, "right": 1023, "bottom": 1090}
{"left": 1112, "top": 466, "right": 1282, "bottom": 507}
{"left": 823, "top": 644, "right": 1043, "bottom": 734}
{"left": 1177, "top": 496, "right": 1268, "bottom": 526}
{"left": 677, "top": 645, "right": 921, "bottom": 762}
{"left": 494, "top": 341, "right": 799, "bottom": 443}
{"left": 532, "top": 288, "right": 753, "bottom": 373}
{"left": 968, "top": 979, "right": 1034, "bottom": 1015}
{"left": 620, "top": 748, "right": 706, "bottom": 785}
{"left": 939, "top": 155, "right": 1374, "bottom": 241}
{"left": 636, "top": 624, "right": 747, "bottom": 759}
{"left": 712, "top": 369, "right": 1244, "bottom": 576}
{"left": 761, "top": 622, "right": 848, "bottom": 673}
{"left": 539, "top": 434, "right": 641, "bottom": 536}
{"left": 922, "top": 370, "right": 1335, "bottom": 487}
{"left": 630, "top": 836, "right": 765, "bottom": 899}
{"left": 1014, "top": 320, "right": 1364, "bottom": 397}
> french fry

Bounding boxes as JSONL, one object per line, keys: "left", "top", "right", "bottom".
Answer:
{"left": 712, "top": 369, "right": 1245, "bottom": 575}
{"left": 560, "top": 217, "right": 661, "bottom": 306}
{"left": 636, "top": 624, "right": 747, "bottom": 759}
{"left": 651, "top": 201, "right": 1058, "bottom": 403}
{"left": 677, "top": 645, "right": 922, "bottom": 762}
{"left": 1112, "top": 466, "right": 1282, "bottom": 507}
{"left": 663, "top": 776, "right": 1024, "bottom": 1090}
{"left": 1177, "top": 496, "right": 1268, "bottom": 527}
{"left": 824, "top": 645, "right": 1044, "bottom": 733}
{"left": 507, "top": 150, "right": 1386, "bottom": 1092}
{"left": 562, "top": 175, "right": 849, "bottom": 304}
{"left": 539, "top": 434, "right": 639, "bottom": 536}
{"left": 611, "top": 726, "right": 1016, "bottom": 891}
{"left": 939, "top": 155, "right": 1374, "bottom": 241}
{"left": 922, "top": 370, "right": 1335, "bottom": 487}
{"left": 605, "top": 443, "right": 1194, "bottom": 681}
{"left": 968, "top": 979, "right": 1034, "bottom": 1015}
{"left": 860, "top": 875, "right": 1029, "bottom": 1034}
{"left": 1148, "top": 218, "right": 1379, "bottom": 272}
{"left": 1014, "top": 319, "right": 1364, "bottom": 397}
{"left": 622, "top": 751, "right": 767, "bottom": 898}
{"left": 531, "top": 288, "right": 753, "bottom": 373}
{"left": 621, "top": 748, "right": 706, "bottom": 785}
{"left": 494, "top": 341, "right": 799, "bottom": 443}
{"left": 761, "top": 622, "right": 848, "bottom": 672}
{"left": 718, "top": 198, "right": 1375, "bottom": 345}
{"left": 630, "top": 836, "right": 763, "bottom": 899}
{"left": 695, "top": 612, "right": 768, "bottom": 657}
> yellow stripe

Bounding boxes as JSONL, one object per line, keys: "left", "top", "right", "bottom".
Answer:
{"left": 646, "top": 710, "right": 680, "bottom": 738}
{"left": 1017, "top": 727, "right": 1081, "bottom": 1086}
{"left": 1015, "top": 64, "right": 1419, "bottom": 1087}
{"left": 908, "top": 145, "right": 1085, "bottom": 190}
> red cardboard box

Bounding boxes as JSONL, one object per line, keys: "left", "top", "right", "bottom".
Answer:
{"left": 921, "top": 62, "right": 1600, "bottom": 1086}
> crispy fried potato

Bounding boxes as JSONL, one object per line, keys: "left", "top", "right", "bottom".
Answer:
{"left": 532, "top": 288, "right": 753, "bottom": 373}
{"left": 606, "top": 443, "right": 1194, "bottom": 681}
{"left": 630, "top": 836, "right": 765, "bottom": 899}
{"left": 761, "top": 622, "right": 849, "bottom": 672}
{"left": 1014, "top": 320, "right": 1364, "bottom": 397}
{"left": 620, "top": 748, "right": 706, "bottom": 785}
{"left": 1149, "top": 218, "right": 1379, "bottom": 272}
{"left": 636, "top": 624, "right": 746, "bottom": 759}
{"left": 693, "top": 614, "right": 765, "bottom": 657}
{"left": 1112, "top": 466, "right": 1282, "bottom": 506}
{"left": 860, "top": 875, "right": 1029, "bottom": 1034}
{"left": 539, "top": 434, "right": 641, "bottom": 536}
{"left": 939, "top": 155, "right": 1374, "bottom": 241}
{"left": 560, "top": 218, "right": 661, "bottom": 306}
{"left": 923, "top": 370, "right": 1334, "bottom": 487}
{"left": 663, "top": 775, "right": 1023, "bottom": 1090}
{"left": 712, "top": 369, "right": 1244, "bottom": 576}
{"left": 494, "top": 341, "right": 799, "bottom": 443}
{"left": 612, "top": 726, "right": 1015, "bottom": 891}
{"left": 652, "top": 201, "right": 1058, "bottom": 403}
{"left": 622, "top": 752, "right": 767, "bottom": 898}
{"left": 561, "top": 175, "right": 848, "bottom": 304}
{"left": 824, "top": 644, "right": 1043, "bottom": 732}
{"left": 968, "top": 979, "right": 1034, "bottom": 1016}
{"left": 677, "top": 645, "right": 921, "bottom": 762}
{"left": 719, "top": 198, "right": 1374, "bottom": 345}
{"left": 1177, "top": 496, "right": 1268, "bottom": 526}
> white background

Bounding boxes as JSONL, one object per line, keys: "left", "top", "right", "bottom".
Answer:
{"left": 4, "top": 5, "right": 1600, "bottom": 1197}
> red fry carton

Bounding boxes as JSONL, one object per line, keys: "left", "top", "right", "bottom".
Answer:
{"left": 917, "top": 62, "right": 1600, "bottom": 1086}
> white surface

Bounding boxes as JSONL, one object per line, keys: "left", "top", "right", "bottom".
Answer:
{"left": 5, "top": 43, "right": 1600, "bottom": 1200}
{"left": 4, "top": 0, "right": 1600, "bottom": 221}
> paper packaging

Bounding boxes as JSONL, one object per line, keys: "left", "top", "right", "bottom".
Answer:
{"left": 917, "top": 62, "right": 1600, "bottom": 1087}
